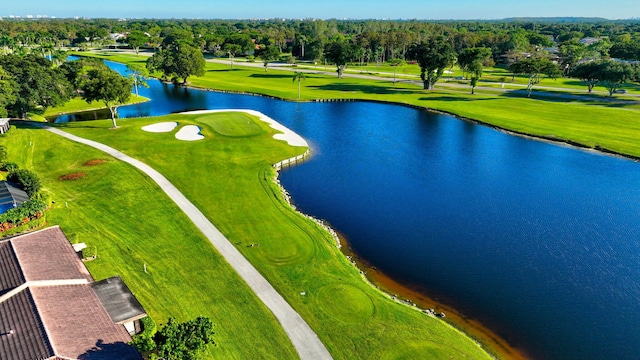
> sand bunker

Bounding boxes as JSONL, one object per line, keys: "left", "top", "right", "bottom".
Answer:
{"left": 182, "top": 109, "right": 308, "bottom": 147}
{"left": 142, "top": 122, "right": 178, "bottom": 133}
{"left": 175, "top": 125, "right": 204, "bottom": 141}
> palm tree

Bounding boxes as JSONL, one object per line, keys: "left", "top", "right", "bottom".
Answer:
{"left": 292, "top": 71, "right": 306, "bottom": 100}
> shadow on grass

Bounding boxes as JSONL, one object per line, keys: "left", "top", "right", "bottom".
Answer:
{"left": 208, "top": 68, "right": 245, "bottom": 72}
{"left": 249, "top": 73, "right": 297, "bottom": 79}
{"left": 309, "top": 83, "right": 420, "bottom": 95}
{"left": 498, "top": 89, "right": 640, "bottom": 108}
{"left": 419, "top": 96, "right": 495, "bottom": 102}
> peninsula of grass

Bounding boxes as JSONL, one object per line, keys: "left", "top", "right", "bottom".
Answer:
{"left": 3, "top": 115, "right": 496, "bottom": 359}
{"left": 27, "top": 94, "right": 149, "bottom": 122}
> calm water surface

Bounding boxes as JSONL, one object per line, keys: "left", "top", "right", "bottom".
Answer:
{"left": 53, "top": 59, "right": 640, "bottom": 360}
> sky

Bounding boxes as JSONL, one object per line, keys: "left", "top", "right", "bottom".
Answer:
{"left": 2, "top": 0, "right": 639, "bottom": 20}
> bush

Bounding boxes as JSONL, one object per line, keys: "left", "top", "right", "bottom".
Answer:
{"left": 7, "top": 169, "right": 40, "bottom": 197}
{"left": 130, "top": 316, "right": 157, "bottom": 353}
{"left": 0, "top": 198, "right": 47, "bottom": 225}
{"left": 1, "top": 162, "right": 19, "bottom": 172}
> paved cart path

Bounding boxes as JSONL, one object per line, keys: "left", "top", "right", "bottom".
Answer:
{"left": 38, "top": 123, "right": 333, "bottom": 360}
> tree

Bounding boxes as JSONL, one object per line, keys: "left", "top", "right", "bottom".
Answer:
{"left": 457, "top": 47, "right": 492, "bottom": 79}
{"left": 468, "top": 60, "right": 483, "bottom": 95}
{"left": 598, "top": 61, "right": 636, "bottom": 96}
{"left": 558, "top": 41, "right": 586, "bottom": 75}
{"left": 126, "top": 64, "right": 149, "bottom": 97}
{"left": 7, "top": 169, "right": 40, "bottom": 197}
{"left": 80, "top": 67, "right": 133, "bottom": 128}
{"left": 292, "top": 71, "right": 306, "bottom": 100}
{"left": 0, "top": 66, "right": 16, "bottom": 118}
{"left": 127, "top": 30, "right": 148, "bottom": 56}
{"left": 154, "top": 317, "right": 214, "bottom": 360}
{"left": 570, "top": 61, "right": 603, "bottom": 93}
{"left": 0, "top": 54, "right": 73, "bottom": 118}
{"left": 223, "top": 43, "right": 242, "bottom": 69}
{"left": 257, "top": 45, "right": 281, "bottom": 72}
{"left": 388, "top": 58, "right": 406, "bottom": 84}
{"left": 509, "top": 57, "right": 561, "bottom": 97}
{"left": 408, "top": 36, "right": 455, "bottom": 90}
{"left": 146, "top": 43, "right": 205, "bottom": 84}
{"left": 325, "top": 38, "right": 354, "bottom": 78}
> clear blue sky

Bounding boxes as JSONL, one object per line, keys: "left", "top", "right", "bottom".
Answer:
{"left": 3, "top": 0, "right": 639, "bottom": 20}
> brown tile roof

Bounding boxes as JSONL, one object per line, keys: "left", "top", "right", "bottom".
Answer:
{"left": 10, "top": 226, "right": 93, "bottom": 283}
{"left": 31, "top": 285, "right": 139, "bottom": 360}
{"left": 0, "top": 288, "right": 53, "bottom": 360}
{"left": 0, "top": 226, "right": 143, "bottom": 360}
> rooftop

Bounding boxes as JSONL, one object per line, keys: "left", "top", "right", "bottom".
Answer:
{"left": 0, "top": 226, "right": 143, "bottom": 360}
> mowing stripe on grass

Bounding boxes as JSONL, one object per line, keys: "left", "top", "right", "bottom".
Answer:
{"left": 35, "top": 121, "right": 333, "bottom": 360}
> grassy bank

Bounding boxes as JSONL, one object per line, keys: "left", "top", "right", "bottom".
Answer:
{"left": 80, "top": 51, "right": 640, "bottom": 159}
{"left": 3, "top": 113, "right": 495, "bottom": 359}
{"left": 27, "top": 95, "right": 149, "bottom": 122}
{"left": 2, "top": 121, "right": 297, "bottom": 359}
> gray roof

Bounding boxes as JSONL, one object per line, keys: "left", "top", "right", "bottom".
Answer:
{"left": 92, "top": 277, "right": 147, "bottom": 324}
{"left": 0, "top": 181, "right": 29, "bottom": 209}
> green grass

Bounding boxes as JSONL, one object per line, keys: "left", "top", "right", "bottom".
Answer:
{"left": 27, "top": 95, "right": 149, "bottom": 122}
{"left": 1, "top": 122, "right": 298, "bottom": 359}
{"left": 189, "top": 64, "right": 640, "bottom": 159}
{"left": 3, "top": 113, "right": 495, "bottom": 359}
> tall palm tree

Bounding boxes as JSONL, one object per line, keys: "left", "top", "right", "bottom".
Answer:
{"left": 292, "top": 72, "right": 306, "bottom": 100}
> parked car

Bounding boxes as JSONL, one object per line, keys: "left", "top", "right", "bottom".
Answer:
{"left": 614, "top": 89, "right": 627, "bottom": 94}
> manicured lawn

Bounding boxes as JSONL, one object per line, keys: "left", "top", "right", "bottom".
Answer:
{"left": 35, "top": 51, "right": 640, "bottom": 359}
{"left": 28, "top": 95, "right": 149, "bottom": 122}
{"left": 1, "top": 122, "right": 298, "bottom": 360}
{"left": 7, "top": 112, "right": 495, "bottom": 359}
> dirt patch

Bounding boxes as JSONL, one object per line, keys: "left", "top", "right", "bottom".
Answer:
{"left": 83, "top": 159, "right": 107, "bottom": 166}
{"left": 59, "top": 172, "right": 86, "bottom": 181}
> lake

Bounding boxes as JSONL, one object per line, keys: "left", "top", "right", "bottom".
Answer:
{"left": 53, "top": 59, "right": 640, "bottom": 360}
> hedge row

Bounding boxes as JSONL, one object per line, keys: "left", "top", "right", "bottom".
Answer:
{"left": 0, "top": 199, "right": 47, "bottom": 230}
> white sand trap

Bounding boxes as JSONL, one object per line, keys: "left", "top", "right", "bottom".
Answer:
{"left": 142, "top": 122, "right": 178, "bottom": 133}
{"left": 181, "top": 109, "right": 308, "bottom": 147}
{"left": 175, "top": 125, "right": 204, "bottom": 141}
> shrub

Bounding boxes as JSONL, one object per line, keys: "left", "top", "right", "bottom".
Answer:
{"left": 7, "top": 169, "right": 40, "bottom": 197}
{"left": 1, "top": 162, "right": 19, "bottom": 172}
{"left": 0, "top": 199, "right": 46, "bottom": 225}
{"left": 130, "top": 316, "right": 157, "bottom": 353}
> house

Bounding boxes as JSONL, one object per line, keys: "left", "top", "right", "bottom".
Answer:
{"left": 0, "top": 118, "right": 10, "bottom": 134}
{"left": 0, "top": 181, "right": 29, "bottom": 214}
{"left": 0, "top": 226, "right": 145, "bottom": 360}
{"left": 579, "top": 37, "right": 602, "bottom": 46}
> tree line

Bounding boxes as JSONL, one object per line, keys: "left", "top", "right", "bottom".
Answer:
{"left": 1, "top": 18, "right": 640, "bottom": 121}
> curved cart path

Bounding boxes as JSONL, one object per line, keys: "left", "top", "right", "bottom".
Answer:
{"left": 38, "top": 123, "right": 333, "bottom": 360}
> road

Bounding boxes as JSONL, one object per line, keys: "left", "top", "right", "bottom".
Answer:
{"left": 37, "top": 122, "right": 333, "bottom": 360}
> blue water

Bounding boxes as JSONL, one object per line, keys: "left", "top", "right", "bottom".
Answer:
{"left": 53, "top": 58, "right": 640, "bottom": 360}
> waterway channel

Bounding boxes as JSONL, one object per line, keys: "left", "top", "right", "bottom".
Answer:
{"left": 52, "top": 59, "right": 640, "bottom": 360}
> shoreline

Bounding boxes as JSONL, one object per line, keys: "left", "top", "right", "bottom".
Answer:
{"left": 271, "top": 159, "right": 525, "bottom": 359}
{"left": 336, "top": 233, "right": 531, "bottom": 360}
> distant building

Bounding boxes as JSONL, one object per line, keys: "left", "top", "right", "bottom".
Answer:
{"left": 0, "top": 118, "right": 10, "bottom": 134}
{"left": 0, "top": 226, "right": 146, "bottom": 360}
{"left": 579, "top": 37, "right": 602, "bottom": 46}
